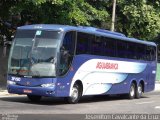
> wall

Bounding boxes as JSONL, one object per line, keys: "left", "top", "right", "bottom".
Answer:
{"left": 156, "top": 63, "right": 160, "bottom": 81}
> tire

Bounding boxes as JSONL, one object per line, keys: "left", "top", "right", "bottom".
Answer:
{"left": 128, "top": 83, "right": 136, "bottom": 99}
{"left": 27, "top": 95, "right": 42, "bottom": 102}
{"left": 135, "top": 83, "right": 143, "bottom": 99}
{"left": 67, "top": 84, "right": 81, "bottom": 104}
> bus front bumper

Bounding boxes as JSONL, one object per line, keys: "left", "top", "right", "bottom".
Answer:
{"left": 7, "top": 84, "right": 56, "bottom": 97}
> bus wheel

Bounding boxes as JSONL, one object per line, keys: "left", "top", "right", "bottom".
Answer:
{"left": 27, "top": 95, "right": 42, "bottom": 102}
{"left": 128, "top": 83, "right": 136, "bottom": 99}
{"left": 135, "top": 83, "right": 143, "bottom": 99}
{"left": 67, "top": 84, "right": 81, "bottom": 104}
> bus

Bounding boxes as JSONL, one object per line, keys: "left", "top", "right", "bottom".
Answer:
{"left": 7, "top": 24, "right": 157, "bottom": 104}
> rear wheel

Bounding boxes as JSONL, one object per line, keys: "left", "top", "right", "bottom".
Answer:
{"left": 27, "top": 95, "right": 42, "bottom": 102}
{"left": 67, "top": 84, "right": 81, "bottom": 104}
{"left": 128, "top": 83, "right": 136, "bottom": 99}
{"left": 135, "top": 83, "right": 143, "bottom": 99}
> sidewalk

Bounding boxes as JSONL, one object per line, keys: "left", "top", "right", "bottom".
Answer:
{"left": 0, "top": 89, "right": 9, "bottom": 96}
{"left": 0, "top": 82, "right": 160, "bottom": 97}
{"left": 0, "top": 89, "right": 23, "bottom": 97}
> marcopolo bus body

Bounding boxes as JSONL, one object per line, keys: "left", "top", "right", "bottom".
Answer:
{"left": 7, "top": 24, "right": 157, "bottom": 103}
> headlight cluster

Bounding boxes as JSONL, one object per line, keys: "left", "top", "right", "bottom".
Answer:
{"left": 7, "top": 81, "right": 16, "bottom": 85}
{"left": 7, "top": 80, "right": 55, "bottom": 88}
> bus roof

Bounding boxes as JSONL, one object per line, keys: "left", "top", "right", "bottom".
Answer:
{"left": 17, "top": 24, "right": 156, "bottom": 46}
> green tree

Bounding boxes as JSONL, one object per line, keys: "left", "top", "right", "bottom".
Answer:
{"left": 116, "top": 0, "right": 160, "bottom": 40}
{"left": 9, "top": 0, "right": 109, "bottom": 26}
{"left": 1, "top": 0, "right": 160, "bottom": 41}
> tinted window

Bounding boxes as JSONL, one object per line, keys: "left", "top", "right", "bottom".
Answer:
{"left": 91, "top": 36, "right": 103, "bottom": 55}
{"left": 127, "top": 42, "right": 137, "bottom": 59}
{"left": 146, "top": 46, "right": 156, "bottom": 61}
{"left": 76, "top": 32, "right": 94, "bottom": 54}
{"left": 136, "top": 44, "right": 146, "bottom": 60}
{"left": 76, "top": 32, "right": 156, "bottom": 61}
{"left": 117, "top": 40, "right": 128, "bottom": 58}
{"left": 103, "top": 37, "right": 116, "bottom": 57}
{"left": 63, "top": 31, "right": 76, "bottom": 54}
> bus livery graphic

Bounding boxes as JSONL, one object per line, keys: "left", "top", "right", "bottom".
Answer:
{"left": 70, "top": 59, "right": 147, "bottom": 95}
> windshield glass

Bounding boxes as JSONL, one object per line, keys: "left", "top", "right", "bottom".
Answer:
{"left": 8, "top": 30, "right": 61, "bottom": 77}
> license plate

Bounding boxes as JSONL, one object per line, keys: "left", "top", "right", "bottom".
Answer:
{"left": 23, "top": 89, "right": 32, "bottom": 93}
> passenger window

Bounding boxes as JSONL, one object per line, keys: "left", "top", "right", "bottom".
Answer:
{"left": 76, "top": 32, "right": 94, "bottom": 54}
{"left": 91, "top": 36, "right": 103, "bottom": 55}
{"left": 103, "top": 37, "right": 116, "bottom": 57}
{"left": 117, "top": 40, "right": 128, "bottom": 58}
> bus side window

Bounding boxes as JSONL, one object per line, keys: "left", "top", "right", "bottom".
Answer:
{"left": 136, "top": 44, "right": 146, "bottom": 60}
{"left": 76, "top": 32, "right": 93, "bottom": 54}
{"left": 117, "top": 40, "right": 128, "bottom": 58}
{"left": 146, "top": 46, "right": 156, "bottom": 61}
{"left": 59, "top": 31, "right": 76, "bottom": 75}
{"left": 103, "top": 37, "right": 116, "bottom": 57}
{"left": 150, "top": 46, "right": 156, "bottom": 61}
{"left": 91, "top": 36, "right": 103, "bottom": 55}
{"left": 146, "top": 46, "right": 151, "bottom": 61}
{"left": 127, "top": 42, "right": 137, "bottom": 59}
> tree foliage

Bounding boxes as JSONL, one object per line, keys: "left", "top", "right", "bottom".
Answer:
{"left": 116, "top": 0, "right": 160, "bottom": 40}
{"left": 8, "top": 0, "right": 109, "bottom": 26}
{"left": 1, "top": 0, "right": 160, "bottom": 41}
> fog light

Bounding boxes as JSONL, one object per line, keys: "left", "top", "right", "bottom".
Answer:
{"left": 41, "top": 83, "right": 55, "bottom": 88}
{"left": 46, "top": 91, "right": 54, "bottom": 94}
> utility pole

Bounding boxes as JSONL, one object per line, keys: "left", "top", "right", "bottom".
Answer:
{"left": 111, "top": 0, "right": 116, "bottom": 32}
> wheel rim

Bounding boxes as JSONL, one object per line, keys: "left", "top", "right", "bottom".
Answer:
{"left": 71, "top": 87, "right": 79, "bottom": 101}
{"left": 138, "top": 85, "right": 142, "bottom": 95}
{"left": 130, "top": 85, "right": 135, "bottom": 97}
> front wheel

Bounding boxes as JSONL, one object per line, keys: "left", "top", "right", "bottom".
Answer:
{"left": 67, "top": 84, "right": 81, "bottom": 104}
{"left": 27, "top": 95, "right": 42, "bottom": 102}
{"left": 128, "top": 83, "right": 136, "bottom": 99}
{"left": 135, "top": 83, "right": 143, "bottom": 99}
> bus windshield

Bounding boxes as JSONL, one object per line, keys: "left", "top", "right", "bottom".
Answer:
{"left": 8, "top": 30, "right": 61, "bottom": 77}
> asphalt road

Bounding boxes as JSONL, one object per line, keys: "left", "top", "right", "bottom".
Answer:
{"left": 0, "top": 91, "right": 160, "bottom": 120}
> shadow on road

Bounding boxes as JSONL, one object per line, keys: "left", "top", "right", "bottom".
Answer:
{"left": 0, "top": 94, "right": 150, "bottom": 106}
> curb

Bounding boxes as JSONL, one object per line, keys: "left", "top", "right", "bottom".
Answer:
{"left": 0, "top": 90, "right": 22, "bottom": 97}
{"left": 0, "top": 90, "right": 10, "bottom": 97}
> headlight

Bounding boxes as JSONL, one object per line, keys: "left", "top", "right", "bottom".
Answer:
{"left": 41, "top": 83, "right": 55, "bottom": 88}
{"left": 7, "top": 81, "right": 16, "bottom": 85}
